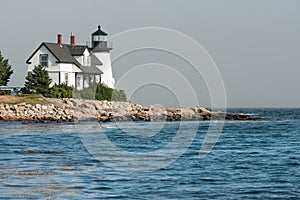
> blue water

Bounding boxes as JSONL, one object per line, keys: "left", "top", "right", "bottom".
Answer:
{"left": 0, "top": 108, "right": 300, "bottom": 199}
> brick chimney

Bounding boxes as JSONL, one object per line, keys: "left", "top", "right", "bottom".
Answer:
{"left": 57, "top": 34, "right": 62, "bottom": 45}
{"left": 70, "top": 34, "right": 76, "bottom": 46}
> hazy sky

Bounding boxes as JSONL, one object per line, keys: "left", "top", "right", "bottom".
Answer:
{"left": 1, "top": 0, "right": 300, "bottom": 107}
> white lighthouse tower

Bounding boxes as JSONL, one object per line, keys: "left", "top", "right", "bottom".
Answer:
{"left": 91, "top": 25, "right": 115, "bottom": 88}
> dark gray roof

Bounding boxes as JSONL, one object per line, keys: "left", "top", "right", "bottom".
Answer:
{"left": 91, "top": 25, "right": 108, "bottom": 36}
{"left": 78, "top": 53, "right": 103, "bottom": 74}
{"left": 26, "top": 42, "right": 103, "bottom": 75}
{"left": 79, "top": 65, "right": 103, "bottom": 74}
{"left": 91, "top": 53, "right": 102, "bottom": 66}
{"left": 67, "top": 45, "right": 88, "bottom": 56}
{"left": 45, "top": 43, "right": 83, "bottom": 66}
{"left": 26, "top": 42, "right": 83, "bottom": 67}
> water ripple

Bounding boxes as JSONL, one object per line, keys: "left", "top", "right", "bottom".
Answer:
{"left": 0, "top": 109, "right": 300, "bottom": 199}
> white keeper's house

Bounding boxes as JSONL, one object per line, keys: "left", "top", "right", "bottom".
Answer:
{"left": 26, "top": 25, "right": 115, "bottom": 90}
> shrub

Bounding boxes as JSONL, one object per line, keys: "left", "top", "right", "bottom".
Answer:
{"left": 95, "top": 83, "right": 113, "bottom": 100}
{"left": 111, "top": 89, "right": 127, "bottom": 102}
{"left": 49, "top": 83, "right": 74, "bottom": 98}
{"left": 78, "top": 82, "right": 97, "bottom": 100}
{"left": 75, "top": 82, "right": 127, "bottom": 102}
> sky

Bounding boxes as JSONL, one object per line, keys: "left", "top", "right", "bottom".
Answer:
{"left": 0, "top": 0, "right": 300, "bottom": 108}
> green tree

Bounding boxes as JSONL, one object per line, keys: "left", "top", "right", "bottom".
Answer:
{"left": 49, "top": 83, "right": 74, "bottom": 98}
{"left": 0, "top": 51, "right": 13, "bottom": 86}
{"left": 25, "top": 65, "right": 52, "bottom": 96}
{"left": 95, "top": 82, "right": 127, "bottom": 101}
{"left": 112, "top": 89, "right": 127, "bottom": 102}
{"left": 95, "top": 83, "right": 113, "bottom": 101}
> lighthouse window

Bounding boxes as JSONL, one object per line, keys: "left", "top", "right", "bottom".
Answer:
{"left": 93, "top": 35, "right": 100, "bottom": 41}
{"left": 40, "top": 54, "right": 48, "bottom": 67}
{"left": 101, "top": 36, "right": 107, "bottom": 41}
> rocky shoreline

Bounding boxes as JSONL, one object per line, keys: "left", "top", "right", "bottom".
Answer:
{"left": 0, "top": 98, "right": 258, "bottom": 122}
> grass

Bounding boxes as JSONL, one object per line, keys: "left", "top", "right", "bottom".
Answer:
{"left": 0, "top": 94, "right": 49, "bottom": 105}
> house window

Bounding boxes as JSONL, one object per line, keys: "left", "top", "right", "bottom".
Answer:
{"left": 83, "top": 56, "right": 86, "bottom": 66}
{"left": 90, "top": 75, "right": 94, "bottom": 83}
{"left": 87, "top": 56, "right": 90, "bottom": 66}
{"left": 65, "top": 73, "right": 68, "bottom": 85}
{"left": 76, "top": 76, "right": 81, "bottom": 87}
{"left": 84, "top": 75, "right": 89, "bottom": 88}
{"left": 95, "top": 75, "right": 100, "bottom": 83}
{"left": 40, "top": 54, "right": 48, "bottom": 67}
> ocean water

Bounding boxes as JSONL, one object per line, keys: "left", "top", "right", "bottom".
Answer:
{"left": 0, "top": 108, "right": 299, "bottom": 199}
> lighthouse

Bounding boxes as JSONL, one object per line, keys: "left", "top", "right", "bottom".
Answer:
{"left": 91, "top": 25, "right": 115, "bottom": 88}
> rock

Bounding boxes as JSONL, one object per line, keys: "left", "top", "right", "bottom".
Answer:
{"left": 64, "top": 109, "right": 71, "bottom": 115}
{"left": 199, "top": 107, "right": 211, "bottom": 113}
{"left": 64, "top": 99, "right": 73, "bottom": 107}
{"left": 0, "top": 112, "right": 18, "bottom": 121}
{"left": 98, "top": 115, "right": 110, "bottom": 122}
{"left": 18, "top": 102, "right": 27, "bottom": 106}
{"left": 0, "top": 98, "right": 259, "bottom": 123}
{"left": 36, "top": 104, "right": 41, "bottom": 109}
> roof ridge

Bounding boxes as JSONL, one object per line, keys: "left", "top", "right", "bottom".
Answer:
{"left": 43, "top": 42, "right": 88, "bottom": 47}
